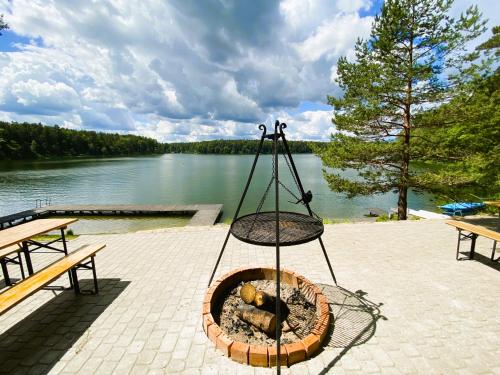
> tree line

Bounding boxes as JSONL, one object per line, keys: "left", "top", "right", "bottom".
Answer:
{"left": 164, "top": 139, "right": 321, "bottom": 154}
{"left": 0, "top": 122, "right": 165, "bottom": 159}
{"left": 0, "top": 121, "right": 322, "bottom": 159}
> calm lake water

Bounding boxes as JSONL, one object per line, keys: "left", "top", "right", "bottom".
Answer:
{"left": 0, "top": 154, "right": 436, "bottom": 233}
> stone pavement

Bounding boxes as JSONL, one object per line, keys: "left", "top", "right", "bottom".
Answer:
{"left": 0, "top": 219, "right": 499, "bottom": 374}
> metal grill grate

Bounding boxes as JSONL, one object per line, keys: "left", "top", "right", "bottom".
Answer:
{"left": 230, "top": 211, "right": 324, "bottom": 246}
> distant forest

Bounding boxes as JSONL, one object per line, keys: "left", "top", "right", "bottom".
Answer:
{"left": 164, "top": 139, "right": 322, "bottom": 154}
{"left": 0, "top": 122, "right": 165, "bottom": 159}
{"left": 0, "top": 122, "right": 321, "bottom": 160}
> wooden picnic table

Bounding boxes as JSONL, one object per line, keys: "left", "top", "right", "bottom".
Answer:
{"left": 0, "top": 218, "right": 77, "bottom": 285}
{"left": 484, "top": 201, "right": 500, "bottom": 208}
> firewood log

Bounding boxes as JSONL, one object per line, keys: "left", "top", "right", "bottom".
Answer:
{"left": 254, "top": 290, "right": 271, "bottom": 307}
{"left": 240, "top": 283, "right": 256, "bottom": 304}
{"left": 236, "top": 305, "right": 276, "bottom": 335}
{"left": 254, "top": 291, "right": 290, "bottom": 317}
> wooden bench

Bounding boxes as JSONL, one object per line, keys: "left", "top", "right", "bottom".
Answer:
{"left": 445, "top": 220, "right": 499, "bottom": 261}
{"left": 0, "top": 244, "right": 25, "bottom": 286}
{"left": 0, "top": 243, "right": 106, "bottom": 316}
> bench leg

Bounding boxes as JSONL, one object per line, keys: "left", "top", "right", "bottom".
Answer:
{"left": 22, "top": 241, "right": 34, "bottom": 275}
{"left": 492, "top": 241, "right": 498, "bottom": 262}
{"left": 71, "top": 257, "right": 99, "bottom": 295}
{"left": 456, "top": 230, "right": 462, "bottom": 260}
{"left": 61, "top": 229, "right": 74, "bottom": 289}
{"left": 1, "top": 258, "right": 11, "bottom": 286}
{"left": 17, "top": 252, "right": 25, "bottom": 279}
{"left": 456, "top": 230, "right": 478, "bottom": 261}
{"left": 91, "top": 256, "right": 99, "bottom": 294}
{"left": 469, "top": 234, "right": 477, "bottom": 260}
{"left": 71, "top": 268, "right": 80, "bottom": 294}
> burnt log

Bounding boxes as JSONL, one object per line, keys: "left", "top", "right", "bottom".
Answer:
{"left": 254, "top": 290, "right": 271, "bottom": 307}
{"left": 240, "top": 283, "right": 256, "bottom": 304}
{"left": 254, "top": 290, "right": 290, "bottom": 317}
{"left": 236, "top": 305, "right": 276, "bottom": 335}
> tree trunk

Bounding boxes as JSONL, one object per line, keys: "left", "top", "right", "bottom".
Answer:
{"left": 397, "top": 183, "right": 408, "bottom": 220}
{"left": 400, "top": 27, "right": 413, "bottom": 221}
{"left": 398, "top": 125, "right": 410, "bottom": 220}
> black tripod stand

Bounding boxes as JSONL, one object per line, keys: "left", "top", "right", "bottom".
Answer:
{"left": 208, "top": 120, "right": 337, "bottom": 372}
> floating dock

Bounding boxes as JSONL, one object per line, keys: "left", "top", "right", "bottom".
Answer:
{"left": 390, "top": 207, "right": 450, "bottom": 219}
{"left": 0, "top": 204, "right": 223, "bottom": 229}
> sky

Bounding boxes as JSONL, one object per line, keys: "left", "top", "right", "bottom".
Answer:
{"left": 0, "top": 0, "right": 497, "bottom": 143}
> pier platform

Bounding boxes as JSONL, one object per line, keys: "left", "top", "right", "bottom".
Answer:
{"left": 0, "top": 204, "right": 223, "bottom": 229}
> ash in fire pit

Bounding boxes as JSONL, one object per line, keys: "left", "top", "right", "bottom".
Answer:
{"left": 214, "top": 280, "right": 318, "bottom": 346}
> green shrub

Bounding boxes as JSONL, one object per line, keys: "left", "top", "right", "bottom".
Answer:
{"left": 375, "top": 215, "right": 389, "bottom": 222}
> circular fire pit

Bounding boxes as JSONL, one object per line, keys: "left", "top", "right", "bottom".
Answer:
{"left": 203, "top": 267, "right": 330, "bottom": 367}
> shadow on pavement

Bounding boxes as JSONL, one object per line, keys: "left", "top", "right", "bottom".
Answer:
{"left": 461, "top": 216, "right": 499, "bottom": 232}
{"left": 316, "top": 284, "right": 385, "bottom": 374}
{"left": 458, "top": 251, "right": 500, "bottom": 271}
{"left": 0, "top": 278, "right": 129, "bottom": 374}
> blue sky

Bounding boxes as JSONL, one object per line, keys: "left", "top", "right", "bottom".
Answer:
{"left": 0, "top": 0, "right": 497, "bottom": 142}
{"left": 0, "top": 30, "right": 36, "bottom": 52}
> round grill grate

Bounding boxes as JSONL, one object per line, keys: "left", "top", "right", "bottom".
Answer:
{"left": 230, "top": 211, "right": 324, "bottom": 246}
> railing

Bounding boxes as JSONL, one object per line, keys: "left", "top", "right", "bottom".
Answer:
{"left": 35, "top": 197, "right": 51, "bottom": 208}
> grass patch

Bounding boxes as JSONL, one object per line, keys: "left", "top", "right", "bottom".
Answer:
{"left": 32, "top": 234, "right": 79, "bottom": 241}
{"left": 375, "top": 213, "right": 400, "bottom": 222}
{"left": 323, "top": 218, "right": 351, "bottom": 224}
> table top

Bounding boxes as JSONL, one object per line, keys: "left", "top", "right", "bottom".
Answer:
{"left": 0, "top": 218, "right": 78, "bottom": 250}
{"left": 485, "top": 201, "right": 500, "bottom": 209}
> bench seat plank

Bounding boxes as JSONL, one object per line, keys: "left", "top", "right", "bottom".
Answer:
{"left": 0, "top": 243, "right": 105, "bottom": 315}
{"left": 445, "top": 220, "right": 500, "bottom": 242}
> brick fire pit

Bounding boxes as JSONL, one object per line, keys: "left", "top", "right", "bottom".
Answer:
{"left": 202, "top": 267, "right": 330, "bottom": 367}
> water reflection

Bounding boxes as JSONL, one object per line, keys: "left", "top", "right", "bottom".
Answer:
{"left": 0, "top": 154, "right": 437, "bottom": 222}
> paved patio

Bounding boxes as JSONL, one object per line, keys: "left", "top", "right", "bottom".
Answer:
{"left": 0, "top": 219, "right": 499, "bottom": 374}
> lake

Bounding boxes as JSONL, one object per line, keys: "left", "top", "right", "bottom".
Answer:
{"left": 0, "top": 154, "right": 436, "bottom": 233}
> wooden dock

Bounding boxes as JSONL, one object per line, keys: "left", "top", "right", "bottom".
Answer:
{"left": 0, "top": 204, "right": 223, "bottom": 229}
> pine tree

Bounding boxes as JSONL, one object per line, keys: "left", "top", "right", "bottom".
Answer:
{"left": 0, "top": 14, "right": 8, "bottom": 35}
{"left": 317, "top": 0, "right": 486, "bottom": 219}
{"left": 411, "top": 26, "right": 500, "bottom": 199}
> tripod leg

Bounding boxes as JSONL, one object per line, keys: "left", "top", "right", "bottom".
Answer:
{"left": 318, "top": 237, "right": 337, "bottom": 285}
{"left": 208, "top": 231, "right": 231, "bottom": 286}
{"left": 207, "top": 125, "right": 268, "bottom": 287}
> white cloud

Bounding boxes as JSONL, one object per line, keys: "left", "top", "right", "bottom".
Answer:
{"left": 11, "top": 79, "right": 79, "bottom": 110}
{"left": 280, "top": 0, "right": 372, "bottom": 33}
{"left": 0, "top": 0, "right": 497, "bottom": 142}
{"left": 277, "top": 110, "right": 336, "bottom": 141}
{"left": 295, "top": 13, "right": 372, "bottom": 62}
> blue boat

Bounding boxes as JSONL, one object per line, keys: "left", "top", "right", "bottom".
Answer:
{"left": 439, "top": 202, "right": 485, "bottom": 216}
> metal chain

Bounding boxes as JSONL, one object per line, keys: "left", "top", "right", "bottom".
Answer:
{"left": 278, "top": 180, "right": 300, "bottom": 201}
{"left": 245, "top": 138, "right": 277, "bottom": 237}
{"left": 247, "top": 134, "right": 323, "bottom": 233}
{"left": 257, "top": 177, "right": 274, "bottom": 214}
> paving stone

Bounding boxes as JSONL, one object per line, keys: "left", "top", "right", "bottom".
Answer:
{"left": 159, "top": 333, "right": 178, "bottom": 353}
{"left": 95, "top": 360, "right": 118, "bottom": 374}
{"left": 166, "top": 358, "right": 186, "bottom": 373}
{"left": 0, "top": 221, "right": 498, "bottom": 373}
{"left": 136, "top": 349, "right": 157, "bottom": 365}
{"left": 185, "top": 344, "right": 206, "bottom": 368}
